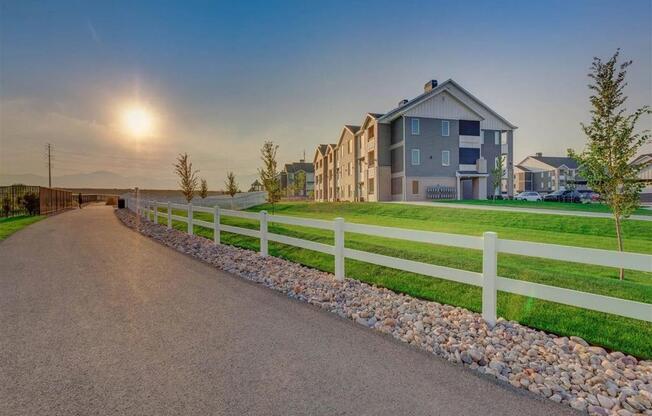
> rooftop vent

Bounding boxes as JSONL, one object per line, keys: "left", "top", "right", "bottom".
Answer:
{"left": 424, "top": 79, "right": 438, "bottom": 93}
{"left": 398, "top": 99, "right": 409, "bottom": 107}
{"left": 535, "top": 152, "right": 543, "bottom": 157}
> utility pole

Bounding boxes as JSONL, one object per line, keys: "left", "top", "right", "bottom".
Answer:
{"left": 46, "top": 143, "right": 52, "bottom": 188}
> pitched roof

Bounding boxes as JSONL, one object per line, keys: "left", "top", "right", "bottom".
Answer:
{"left": 378, "top": 79, "right": 516, "bottom": 129}
{"left": 530, "top": 156, "right": 579, "bottom": 169}
{"left": 631, "top": 153, "right": 652, "bottom": 165}
{"left": 344, "top": 125, "right": 360, "bottom": 134}
{"left": 368, "top": 113, "right": 384, "bottom": 119}
{"left": 284, "top": 162, "right": 314, "bottom": 173}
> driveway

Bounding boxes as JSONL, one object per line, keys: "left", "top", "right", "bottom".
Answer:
{"left": 0, "top": 206, "right": 577, "bottom": 415}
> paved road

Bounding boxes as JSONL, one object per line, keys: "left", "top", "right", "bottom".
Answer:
{"left": 0, "top": 206, "right": 577, "bottom": 415}
{"left": 392, "top": 200, "right": 652, "bottom": 221}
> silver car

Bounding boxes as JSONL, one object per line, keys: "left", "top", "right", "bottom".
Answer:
{"left": 515, "top": 191, "right": 543, "bottom": 201}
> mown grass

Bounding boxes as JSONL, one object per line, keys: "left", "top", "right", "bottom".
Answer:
{"left": 436, "top": 198, "right": 652, "bottom": 216}
{"left": 0, "top": 215, "right": 44, "bottom": 240}
{"left": 153, "top": 201, "right": 652, "bottom": 358}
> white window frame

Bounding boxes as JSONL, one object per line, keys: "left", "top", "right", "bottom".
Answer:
{"left": 411, "top": 118, "right": 420, "bottom": 135}
{"left": 442, "top": 150, "right": 450, "bottom": 166}
{"left": 411, "top": 149, "right": 421, "bottom": 166}
{"left": 442, "top": 120, "right": 450, "bottom": 137}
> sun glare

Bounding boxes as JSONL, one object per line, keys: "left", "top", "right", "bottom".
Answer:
{"left": 122, "top": 105, "right": 155, "bottom": 139}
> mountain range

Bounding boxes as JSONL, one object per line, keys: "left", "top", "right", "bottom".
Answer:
{"left": 0, "top": 171, "right": 174, "bottom": 189}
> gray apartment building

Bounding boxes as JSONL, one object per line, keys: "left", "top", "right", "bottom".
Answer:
{"left": 313, "top": 79, "right": 517, "bottom": 202}
{"left": 278, "top": 160, "right": 314, "bottom": 197}
{"left": 513, "top": 153, "right": 584, "bottom": 194}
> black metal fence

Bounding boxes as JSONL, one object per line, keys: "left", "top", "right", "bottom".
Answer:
{"left": 0, "top": 185, "right": 40, "bottom": 217}
{"left": 0, "top": 185, "right": 73, "bottom": 217}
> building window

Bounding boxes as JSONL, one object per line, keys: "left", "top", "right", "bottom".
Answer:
{"left": 348, "top": 140, "right": 352, "bottom": 154}
{"left": 348, "top": 185, "right": 351, "bottom": 197}
{"left": 411, "top": 149, "right": 421, "bottom": 165}
{"left": 442, "top": 150, "right": 450, "bottom": 166}
{"left": 494, "top": 131, "right": 500, "bottom": 145}
{"left": 368, "top": 178, "right": 375, "bottom": 194}
{"left": 442, "top": 120, "right": 450, "bottom": 137}
{"left": 459, "top": 120, "right": 480, "bottom": 136}
{"left": 412, "top": 180, "right": 419, "bottom": 195}
{"left": 411, "top": 118, "right": 420, "bottom": 135}
{"left": 459, "top": 148, "right": 480, "bottom": 165}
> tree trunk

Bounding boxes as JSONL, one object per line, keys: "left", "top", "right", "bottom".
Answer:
{"left": 614, "top": 215, "right": 625, "bottom": 280}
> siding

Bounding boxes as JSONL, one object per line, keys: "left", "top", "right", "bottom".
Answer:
{"left": 391, "top": 147, "right": 404, "bottom": 173}
{"left": 403, "top": 117, "right": 459, "bottom": 177}
{"left": 405, "top": 90, "right": 482, "bottom": 121}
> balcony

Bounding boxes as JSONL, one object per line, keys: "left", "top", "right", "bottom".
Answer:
{"left": 367, "top": 167, "right": 376, "bottom": 179}
{"left": 366, "top": 140, "right": 375, "bottom": 151}
{"left": 501, "top": 143, "right": 508, "bottom": 154}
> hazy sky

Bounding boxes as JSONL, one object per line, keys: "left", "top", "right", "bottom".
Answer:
{"left": 1, "top": 0, "right": 651, "bottom": 189}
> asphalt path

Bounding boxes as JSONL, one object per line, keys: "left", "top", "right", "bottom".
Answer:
{"left": 0, "top": 205, "right": 577, "bottom": 415}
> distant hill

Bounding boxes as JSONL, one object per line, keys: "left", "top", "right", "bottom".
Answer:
{"left": 0, "top": 170, "right": 174, "bottom": 189}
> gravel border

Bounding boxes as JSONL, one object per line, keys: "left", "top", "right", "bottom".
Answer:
{"left": 116, "top": 209, "right": 652, "bottom": 416}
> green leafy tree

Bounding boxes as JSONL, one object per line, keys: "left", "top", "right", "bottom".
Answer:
{"left": 224, "top": 171, "right": 239, "bottom": 198}
{"left": 491, "top": 156, "right": 504, "bottom": 201}
{"left": 292, "top": 170, "right": 307, "bottom": 196}
{"left": 258, "top": 141, "right": 281, "bottom": 211}
{"left": 173, "top": 153, "right": 199, "bottom": 203}
{"left": 199, "top": 178, "right": 209, "bottom": 200}
{"left": 568, "top": 50, "right": 651, "bottom": 280}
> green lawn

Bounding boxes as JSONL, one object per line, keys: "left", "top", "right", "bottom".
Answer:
{"left": 154, "top": 201, "right": 652, "bottom": 358}
{"left": 436, "top": 199, "right": 652, "bottom": 216}
{"left": 0, "top": 215, "right": 44, "bottom": 240}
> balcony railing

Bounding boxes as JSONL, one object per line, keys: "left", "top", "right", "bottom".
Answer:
{"left": 366, "top": 140, "right": 375, "bottom": 151}
{"left": 501, "top": 143, "right": 508, "bottom": 154}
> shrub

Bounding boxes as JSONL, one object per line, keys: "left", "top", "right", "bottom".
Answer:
{"left": 2, "top": 196, "right": 11, "bottom": 217}
{"left": 21, "top": 193, "right": 40, "bottom": 215}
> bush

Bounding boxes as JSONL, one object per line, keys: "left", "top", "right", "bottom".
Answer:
{"left": 2, "top": 197, "right": 11, "bottom": 217}
{"left": 21, "top": 193, "right": 40, "bottom": 215}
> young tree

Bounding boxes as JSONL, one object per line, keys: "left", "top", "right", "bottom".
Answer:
{"left": 292, "top": 170, "right": 307, "bottom": 196}
{"left": 568, "top": 50, "right": 651, "bottom": 280}
{"left": 258, "top": 141, "right": 281, "bottom": 211}
{"left": 199, "top": 178, "right": 208, "bottom": 200}
{"left": 224, "top": 171, "right": 239, "bottom": 198}
{"left": 173, "top": 153, "right": 199, "bottom": 203}
{"left": 491, "top": 156, "right": 504, "bottom": 201}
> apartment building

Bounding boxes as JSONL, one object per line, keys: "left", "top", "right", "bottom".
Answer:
{"left": 513, "top": 153, "right": 584, "bottom": 194}
{"left": 313, "top": 79, "right": 517, "bottom": 201}
{"left": 278, "top": 160, "right": 314, "bottom": 197}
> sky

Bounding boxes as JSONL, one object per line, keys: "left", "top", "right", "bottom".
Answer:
{"left": 1, "top": 0, "right": 651, "bottom": 189}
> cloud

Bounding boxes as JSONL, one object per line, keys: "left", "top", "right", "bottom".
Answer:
{"left": 85, "top": 19, "right": 100, "bottom": 43}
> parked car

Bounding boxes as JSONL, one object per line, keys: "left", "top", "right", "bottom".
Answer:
{"left": 515, "top": 191, "right": 543, "bottom": 201}
{"left": 544, "top": 190, "right": 582, "bottom": 203}
{"left": 578, "top": 190, "right": 600, "bottom": 203}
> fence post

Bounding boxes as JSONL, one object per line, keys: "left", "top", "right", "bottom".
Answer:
{"left": 260, "top": 210, "right": 268, "bottom": 256}
{"left": 167, "top": 202, "right": 172, "bottom": 229}
{"left": 214, "top": 206, "right": 221, "bottom": 245}
{"left": 151, "top": 201, "right": 156, "bottom": 224}
{"left": 334, "top": 217, "right": 345, "bottom": 281}
{"left": 482, "top": 231, "right": 498, "bottom": 326}
{"left": 187, "top": 203, "right": 193, "bottom": 235}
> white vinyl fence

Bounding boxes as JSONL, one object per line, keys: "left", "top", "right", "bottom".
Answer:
{"left": 126, "top": 198, "right": 652, "bottom": 325}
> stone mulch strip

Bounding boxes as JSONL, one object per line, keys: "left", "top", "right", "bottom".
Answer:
{"left": 116, "top": 209, "right": 652, "bottom": 416}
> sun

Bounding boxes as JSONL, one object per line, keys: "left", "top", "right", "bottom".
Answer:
{"left": 122, "top": 105, "right": 155, "bottom": 138}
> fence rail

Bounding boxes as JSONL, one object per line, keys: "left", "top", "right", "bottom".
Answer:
{"left": 126, "top": 197, "right": 652, "bottom": 325}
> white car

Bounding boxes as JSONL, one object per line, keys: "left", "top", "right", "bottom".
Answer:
{"left": 515, "top": 191, "right": 542, "bottom": 201}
